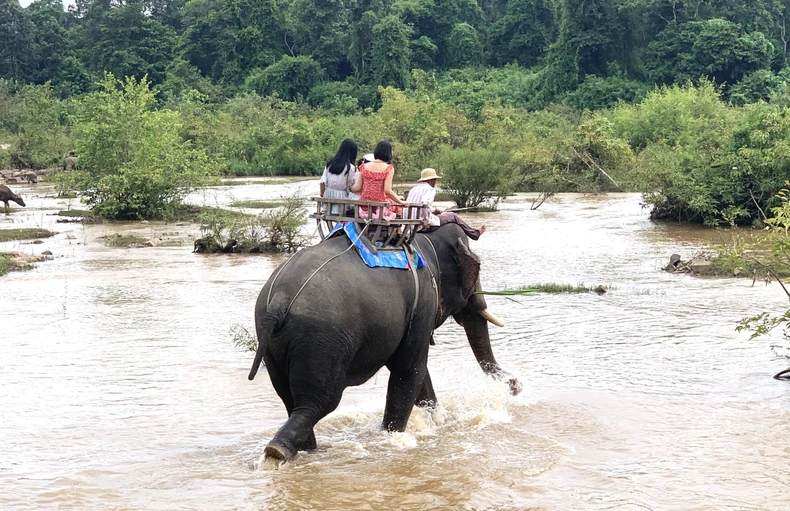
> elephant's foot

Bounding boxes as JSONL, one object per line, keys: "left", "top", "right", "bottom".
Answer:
{"left": 301, "top": 431, "right": 317, "bottom": 451}
{"left": 264, "top": 440, "right": 296, "bottom": 462}
{"left": 416, "top": 396, "right": 437, "bottom": 409}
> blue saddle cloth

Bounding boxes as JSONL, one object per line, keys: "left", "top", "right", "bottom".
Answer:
{"left": 327, "top": 222, "right": 425, "bottom": 269}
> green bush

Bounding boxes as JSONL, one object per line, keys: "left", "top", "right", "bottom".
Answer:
{"left": 307, "top": 81, "right": 380, "bottom": 112}
{"left": 0, "top": 81, "right": 72, "bottom": 168}
{"left": 70, "top": 74, "right": 219, "bottom": 219}
{"left": 435, "top": 146, "right": 513, "bottom": 208}
{"left": 564, "top": 74, "right": 650, "bottom": 111}
{"left": 729, "top": 70, "right": 782, "bottom": 106}
{"left": 244, "top": 56, "right": 325, "bottom": 102}
{"left": 195, "top": 193, "right": 307, "bottom": 252}
{"left": 613, "top": 81, "right": 790, "bottom": 225}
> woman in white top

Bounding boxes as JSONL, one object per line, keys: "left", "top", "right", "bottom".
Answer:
{"left": 320, "top": 139, "right": 358, "bottom": 214}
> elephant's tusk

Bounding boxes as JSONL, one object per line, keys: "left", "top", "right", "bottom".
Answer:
{"left": 479, "top": 309, "right": 504, "bottom": 327}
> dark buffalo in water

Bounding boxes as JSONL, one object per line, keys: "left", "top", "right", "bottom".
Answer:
{"left": 0, "top": 184, "right": 26, "bottom": 213}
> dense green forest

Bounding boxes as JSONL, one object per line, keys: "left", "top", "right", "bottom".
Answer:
{"left": 5, "top": 0, "right": 790, "bottom": 224}
{"left": 3, "top": 0, "right": 790, "bottom": 105}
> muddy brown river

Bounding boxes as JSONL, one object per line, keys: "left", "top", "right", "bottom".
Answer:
{"left": 2, "top": 180, "right": 789, "bottom": 510}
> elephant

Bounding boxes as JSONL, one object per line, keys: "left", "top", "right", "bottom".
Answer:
{"left": 0, "top": 184, "right": 26, "bottom": 213}
{"left": 248, "top": 223, "right": 521, "bottom": 462}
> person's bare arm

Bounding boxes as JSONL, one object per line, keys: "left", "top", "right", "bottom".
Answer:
{"left": 384, "top": 169, "right": 407, "bottom": 206}
{"left": 350, "top": 173, "right": 363, "bottom": 193}
{"left": 320, "top": 183, "right": 326, "bottom": 196}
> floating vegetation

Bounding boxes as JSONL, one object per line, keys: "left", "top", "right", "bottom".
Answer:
{"left": 0, "top": 228, "right": 55, "bottom": 242}
{"left": 477, "top": 283, "right": 609, "bottom": 295}
{"left": 100, "top": 233, "right": 148, "bottom": 248}
{"left": 230, "top": 324, "right": 257, "bottom": 353}
{"left": 229, "top": 200, "right": 283, "bottom": 209}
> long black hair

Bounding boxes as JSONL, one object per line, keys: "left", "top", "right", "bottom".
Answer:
{"left": 326, "top": 139, "right": 358, "bottom": 175}
{"left": 373, "top": 140, "right": 393, "bottom": 163}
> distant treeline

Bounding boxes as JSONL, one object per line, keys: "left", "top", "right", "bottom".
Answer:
{"left": 2, "top": 0, "right": 790, "bottom": 106}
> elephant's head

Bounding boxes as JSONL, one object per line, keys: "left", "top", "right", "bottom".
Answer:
{"left": 421, "top": 226, "right": 521, "bottom": 395}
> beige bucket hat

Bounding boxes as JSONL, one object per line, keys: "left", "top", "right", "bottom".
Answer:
{"left": 418, "top": 168, "right": 442, "bottom": 182}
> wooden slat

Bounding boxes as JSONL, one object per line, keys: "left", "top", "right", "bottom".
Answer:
{"left": 311, "top": 197, "right": 430, "bottom": 250}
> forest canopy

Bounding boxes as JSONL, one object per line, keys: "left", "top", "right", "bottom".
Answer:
{"left": 3, "top": 0, "right": 790, "bottom": 104}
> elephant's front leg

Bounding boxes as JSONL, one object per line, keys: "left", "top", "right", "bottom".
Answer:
{"left": 415, "top": 370, "right": 437, "bottom": 409}
{"left": 382, "top": 343, "right": 429, "bottom": 431}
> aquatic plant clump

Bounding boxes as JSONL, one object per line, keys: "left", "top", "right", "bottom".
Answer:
{"left": 0, "top": 228, "right": 55, "bottom": 242}
{"left": 194, "top": 193, "right": 308, "bottom": 254}
{"left": 476, "top": 283, "right": 609, "bottom": 296}
{"left": 230, "top": 324, "right": 257, "bottom": 353}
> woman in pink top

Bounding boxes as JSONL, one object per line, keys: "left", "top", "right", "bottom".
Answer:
{"left": 350, "top": 141, "right": 408, "bottom": 221}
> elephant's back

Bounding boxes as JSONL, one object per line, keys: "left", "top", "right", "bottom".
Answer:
{"left": 263, "top": 237, "right": 422, "bottom": 327}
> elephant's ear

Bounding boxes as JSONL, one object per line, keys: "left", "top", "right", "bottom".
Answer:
{"left": 453, "top": 237, "right": 480, "bottom": 300}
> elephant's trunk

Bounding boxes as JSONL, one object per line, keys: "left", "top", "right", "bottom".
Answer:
{"left": 457, "top": 310, "right": 522, "bottom": 395}
{"left": 478, "top": 308, "right": 504, "bottom": 327}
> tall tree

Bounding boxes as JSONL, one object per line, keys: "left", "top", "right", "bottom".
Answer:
{"left": 446, "top": 22, "right": 484, "bottom": 67}
{"left": 0, "top": 0, "right": 34, "bottom": 82}
{"left": 180, "top": 0, "right": 283, "bottom": 85}
{"left": 489, "top": 0, "right": 554, "bottom": 67}
{"left": 370, "top": 14, "right": 412, "bottom": 88}
{"left": 645, "top": 19, "right": 774, "bottom": 86}
{"left": 27, "top": 0, "right": 72, "bottom": 85}
{"left": 286, "top": 0, "right": 352, "bottom": 79}
{"left": 433, "top": 0, "right": 486, "bottom": 66}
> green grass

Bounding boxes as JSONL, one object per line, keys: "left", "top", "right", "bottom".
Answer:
{"left": 0, "top": 228, "right": 55, "bottom": 242}
{"left": 476, "top": 283, "right": 609, "bottom": 295}
{"left": 0, "top": 252, "right": 12, "bottom": 276}
{"left": 57, "top": 209, "right": 93, "bottom": 217}
{"left": 229, "top": 200, "right": 283, "bottom": 209}
{"left": 171, "top": 204, "right": 255, "bottom": 222}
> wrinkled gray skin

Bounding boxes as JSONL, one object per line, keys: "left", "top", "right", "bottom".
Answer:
{"left": 0, "top": 184, "right": 26, "bottom": 213}
{"left": 249, "top": 224, "right": 521, "bottom": 462}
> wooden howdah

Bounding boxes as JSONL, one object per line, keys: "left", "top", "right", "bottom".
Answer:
{"left": 310, "top": 197, "right": 427, "bottom": 250}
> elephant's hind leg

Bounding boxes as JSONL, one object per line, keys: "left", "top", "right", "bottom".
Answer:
{"left": 263, "top": 350, "right": 319, "bottom": 460}
{"left": 265, "top": 356, "right": 345, "bottom": 461}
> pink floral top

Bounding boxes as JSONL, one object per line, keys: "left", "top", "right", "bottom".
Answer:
{"left": 358, "top": 163, "right": 393, "bottom": 203}
{"left": 358, "top": 163, "right": 397, "bottom": 221}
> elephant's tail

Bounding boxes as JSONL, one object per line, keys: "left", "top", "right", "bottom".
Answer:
{"left": 248, "top": 313, "right": 279, "bottom": 381}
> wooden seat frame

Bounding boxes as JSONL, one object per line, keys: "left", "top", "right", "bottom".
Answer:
{"left": 310, "top": 197, "right": 427, "bottom": 250}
